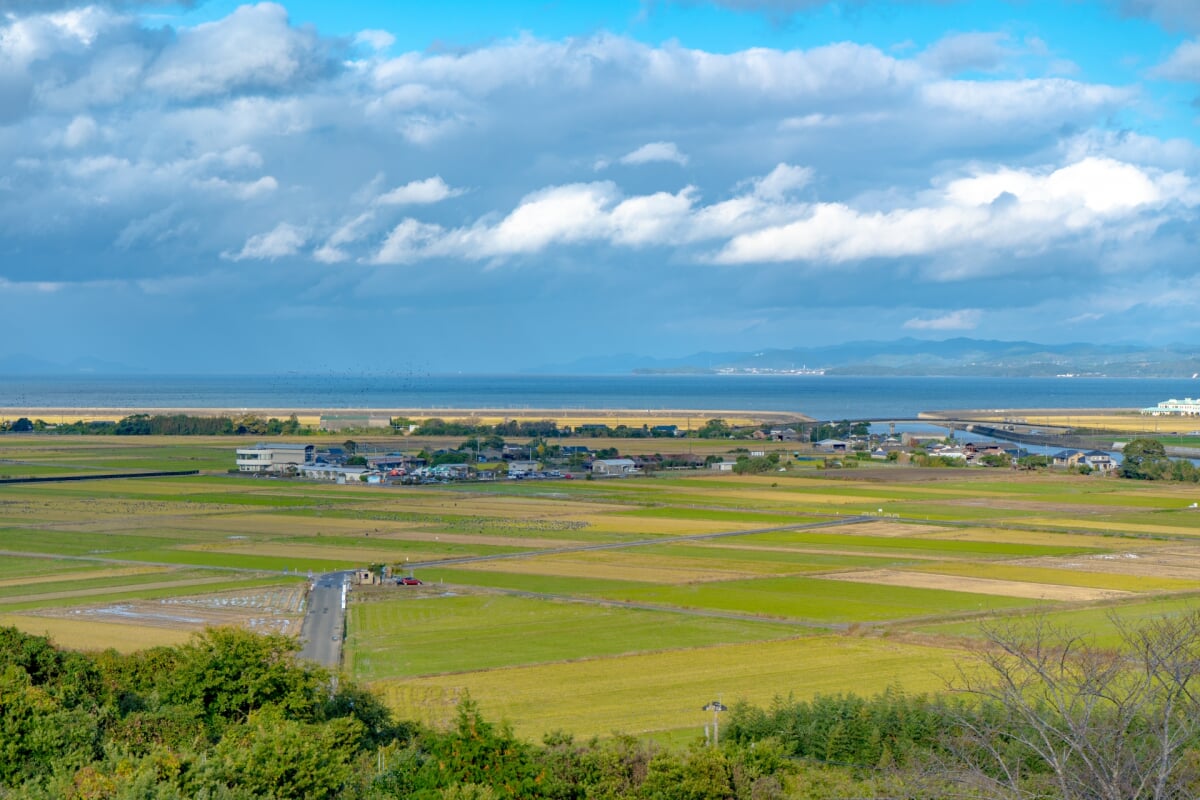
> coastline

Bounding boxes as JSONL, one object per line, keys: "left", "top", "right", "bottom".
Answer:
{"left": 0, "top": 407, "right": 813, "bottom": 428}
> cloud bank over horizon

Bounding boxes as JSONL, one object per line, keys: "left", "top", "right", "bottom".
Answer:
{"left": 1, "top": 0, "right": 1198, "bottom": 371}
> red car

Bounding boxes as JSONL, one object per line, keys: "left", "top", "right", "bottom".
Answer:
{"left": 398, "top": 576, "right": 423, "bottom": 586}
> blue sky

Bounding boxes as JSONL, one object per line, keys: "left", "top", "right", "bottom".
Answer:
{"left": 1, "top": 0, "right": 1199, "bottom": 372}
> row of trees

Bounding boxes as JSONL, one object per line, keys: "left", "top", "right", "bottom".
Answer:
{"left": 9, "top": 611, "right": 1200, "bottom": 798}
{"left": 7, "top": 414, "right": 305, "bottom": 436}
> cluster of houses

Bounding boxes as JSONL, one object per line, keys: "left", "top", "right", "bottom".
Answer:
{"left": 234, "top": 441, "right": 661, "bottom": 483}
{"left": 807, "top": 434, "right": 1118, "bottom": 471}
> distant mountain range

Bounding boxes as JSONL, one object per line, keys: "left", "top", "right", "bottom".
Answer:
{"left": 533, "top": 339, "right": 1200, "bottom": 378}
{"left": 4, "top": 340, "right": 1198, "bottom": 378}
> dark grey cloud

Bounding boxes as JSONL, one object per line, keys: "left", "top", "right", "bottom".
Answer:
{"left": 1116, "top": 0, "right": 1200, "bottom": 33}
{"left": 0, "top": 0, "right": 201, "bottom": 10}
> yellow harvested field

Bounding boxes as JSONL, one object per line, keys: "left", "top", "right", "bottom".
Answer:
{"left": 814, "top": 521, "right": 950, "bottom": 538}
{"left": 1016, "top": 517, "right": 1200, "bottom": 536}
{"left": 170, "top": 514, "right": 411, "bottom": 537}
{"left": 699, "top": 489, "right": 888, "bottom": 505}
{"left": 824, "top": 568, "right": 1131, "bottom": 601}
{"left": 373, "top": 635, "right": 960, "bottom": 738}
{"left": 578, "top": 516, "right": 763, "bottom": 535}
{"left": 0, "top": 614, "right": 193, "bottom": 651}
{"left": 1017, "top": 550, "right": 1200, "bottom": 581}
{"left": 378, "top": 531, "right": 586, "bottom": 550}
{"left": 186, "top": 542, "right": 443, "bottom": 564}
{"left": 453, "top": 555, "right": 759, "bottom": 584}
{"left": 914, "top": 527, "right": 1163, "bottom": 550}
{"left": 0, "top": 566, "right": 170, "bottom": 589}
{"left": 912, "top": 561, "right": 1200, "bottom": 593}
{"left": 0, "top": 575, "right": 249, "bottom": 606}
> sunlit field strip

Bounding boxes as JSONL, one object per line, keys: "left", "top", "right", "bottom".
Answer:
{"left": 0, "top": 565, "right": 172, "bottom": 590}
{"left": 0, "top": 572, "right": 298, "bottom": 611}
{"left": 117, "top": 548, "right": 357, "bottom": 572}
{"left": 348, "top": 594, "right": 804, "bottom": 680}
{"left": 913, "top": 594, "right": 1200, "bottom": 646}
{"left": 0, "top": 614, "right": 194, "bottom": 651}
{"left": 729, "top": 529, "right": 1098, "bottom": 558}
{"left": 1010, "top": 517, "right": 1200, "bottom": 537}
{"left": 414, "top": 567, "right": 656, "bottom": 596}
{"left": 0, "top": 555, "right": 115, "bottom": 580}
{"left": 908, "top": 561, "right": 1200, "bottom": 592}
{"left": 446, "top": 554, "right": 802, "bottom": 584}
{"left": 583, "top": 574, "right": 1042, "bottom": 623}
{"left": 0, "top": 527, "right": 186, "bottom": 556}
{"left": 372, "top": 635, "right": 965, "bottom": 739}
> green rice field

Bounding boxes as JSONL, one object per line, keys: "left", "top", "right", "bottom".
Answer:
{"left": 6, "top": 434, "right": 1200, "bottom": 738}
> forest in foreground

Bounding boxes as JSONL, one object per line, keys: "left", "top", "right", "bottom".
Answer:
{"left": 6, "top": 614, "right": 1200, "bottom": 800}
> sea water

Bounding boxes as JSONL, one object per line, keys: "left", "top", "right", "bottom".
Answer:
{"left": 0, "top": 374, "right": 1195, "bottom": 420}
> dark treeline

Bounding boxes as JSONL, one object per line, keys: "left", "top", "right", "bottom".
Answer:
{"left": 9, "top": 612, "right": 1200, "bottom": 799}
{"left": 4, "top": 413, "right": 306, "bottom": 436}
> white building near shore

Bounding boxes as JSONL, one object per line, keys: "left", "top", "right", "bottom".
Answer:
{"left": 1142, "top": 398, "right": 1200, "bottom": 416}
{"left": 235, "top": 443, "right": 314, "bottom": 473}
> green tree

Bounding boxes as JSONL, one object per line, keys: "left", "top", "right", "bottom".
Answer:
{"left": 211, "top": 706, "right": 364, "bottom": 799}
{"left": 159, "top": 628, "right": 327, "bottom": 733}
{"left": 1119, "top": 438, "right": 1172, "bottom": 480}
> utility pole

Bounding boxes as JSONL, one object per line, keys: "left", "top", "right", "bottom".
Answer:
{"left": 702, "top": 700, "right": 728, "bottom": 747}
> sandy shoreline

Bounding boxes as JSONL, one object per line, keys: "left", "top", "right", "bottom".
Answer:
{"left": 0, "top": 407, "right": 813, "bottom": 426}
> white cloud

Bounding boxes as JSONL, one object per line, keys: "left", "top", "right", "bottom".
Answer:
{"left": 62, "top": 115, "right": 97, "bottom": 148}
{"left": 355, "top": 29, "right": 395, "bottom": 52}
{"left": 225, "top": 222, "right": 307, "bottom": 261}
{"left": 920, "top": 32, "right": 1011, "bottom": 75}
{"left": 713, "top": 157, "right": 1194, "bottom": 267}
{"left": 373, "top": 218, "right": 446, "bottom": 264}
{"left": 314, "top": 211, "right": 377, "bottom": 263}
{"left": 921, "top": 79, "right": 1133, "bottom": 124}
{"left": 1151, "top": 38, "right": 1200, "bottom": 81}
{"left": 752, "top": 163, "right": 813, "bottom": 199}
{"left": 376, "top": 176, "right": 463, "bottom": 205}
{"left": 903, "top": 309, "right": 981, "bottom": 330}
{"left": 143, "top": 3, "right": 328, "bottom": 100}
{"left": 618, "top": 141, "right": 689, "bottom": 167}
{"left": 361, "top": 156, "right": 1196, "bottom": 272}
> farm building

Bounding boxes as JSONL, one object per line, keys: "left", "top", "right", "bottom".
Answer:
{"left": 814, "top": 439, "right": 848, "bottom": 453}
{"left": 235, "top": 443, "right": 314, "bottom": 473}
{"left": 592, "top": 458, "right": 639, "bottom": 477}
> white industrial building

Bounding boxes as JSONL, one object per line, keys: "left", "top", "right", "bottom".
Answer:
{"left": 235, "top": 443, "right": 314, "bottom": 473}
{"left": 1142, "top": 398, "right": 1200, "bottom": 416}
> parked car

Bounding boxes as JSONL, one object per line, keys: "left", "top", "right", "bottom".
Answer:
{"left": 397, "top": 576, "right": 422, "bottom": 586}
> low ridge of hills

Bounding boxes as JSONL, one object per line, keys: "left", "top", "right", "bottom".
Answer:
{"left": 536, "top": 338, "right": 1200, "bottom": 378}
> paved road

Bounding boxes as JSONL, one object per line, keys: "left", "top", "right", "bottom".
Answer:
{"left": 298, "top": 570, "right": 351, "bottom": 668}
